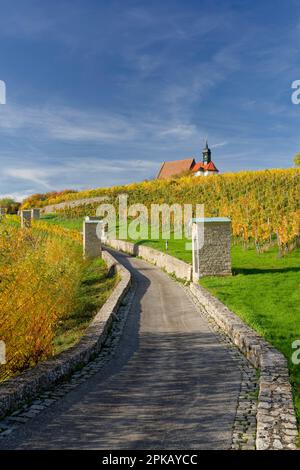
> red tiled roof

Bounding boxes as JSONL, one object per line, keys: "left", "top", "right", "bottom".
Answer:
{"left": 157, "top": 158, "right": 195, "bottom": 179}
{"left": 192, "top": 161, "right": 219, "bottom": 172}
{"left": 192, "top": 162, "right": 203, "bottom": 172}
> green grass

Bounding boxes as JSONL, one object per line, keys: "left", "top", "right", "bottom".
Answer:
{"left": 41, "top": 213, "right": 83, "bottom": 231}
{"left": 53, "top": 257, "right": 117, "bottom": 355}
{"left": 201, "top": 244, "right": 300, "bottom": 426}
{"left": 42, "top": 213, "right": 300, "bottom": 429}
{"left": 125, "top": 232, "right": 192, "bottom": 263}
{"left": 41, "top": 214, "right": 193, "bottom": 262}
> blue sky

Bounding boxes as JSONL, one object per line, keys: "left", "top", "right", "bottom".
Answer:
{"left": 0, "top": 0, "right": 300, "bottom": 200}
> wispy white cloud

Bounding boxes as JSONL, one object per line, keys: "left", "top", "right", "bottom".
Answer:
{"left": 161, "top": 44, "right": 243, "bottom": 120}
{"left": 0, "top": 0, "right": 294, "bottom": 199}
{"left": 159, "top": 124, "right": 198, "bottom": 139}
{"left": 0, "top": 104, "right": 137, "bottom": 143}
{"left": 0, "top": 191, "right": 33, "bottom": 202}
{"left": 0, "top": 102, "right": 208, "bottom": 149}
{"left": 1, "top": 158, "right": 159, "bottom": 194}
{"left": 211, "top": 141, "right": 228, "bottom": 149}
{"left": 3, "top": 168, "right": 53, "bottom": 189}
{"left": 0, "top": 107, "right": 138, "bottom": 147}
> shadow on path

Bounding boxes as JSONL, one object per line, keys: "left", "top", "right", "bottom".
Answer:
{"left": 0, "top": 249, "right": 242, "bottom": 450}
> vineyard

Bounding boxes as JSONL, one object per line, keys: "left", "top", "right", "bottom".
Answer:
{"left": 0, "top": 217, "right": 116, "bottom": 382}
{"left": 21, "top": 169, "right": 300, "bottom": 255}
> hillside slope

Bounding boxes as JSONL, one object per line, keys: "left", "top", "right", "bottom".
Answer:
{"left": 22, "top": 169, "right": 300, "bottom": 253}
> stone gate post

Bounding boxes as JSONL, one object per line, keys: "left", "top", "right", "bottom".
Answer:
{"left": 31, "top": 208, "right": 41, "bottom": 220}
{"left": 83, "top": 217, "right": 102, "bottom": 259}
{"left": 21, "top": 210, "right": 32, "bottom": 228}
{"left": 192, "top": 217, "right": 232, "bottom": 281}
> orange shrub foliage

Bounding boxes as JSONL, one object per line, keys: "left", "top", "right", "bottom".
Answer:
{"left": 21, "top": 190, "right": 78, "bottom": 209}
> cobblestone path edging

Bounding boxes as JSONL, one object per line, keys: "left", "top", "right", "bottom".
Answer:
{"left": 185, "top": 286, "right": 258, "bottom": 450}
{"left": 190, "top": 283, "right": 298, "bottom": 450}
{"left": 0, "top": 250, "right": 131, "bottom": 421}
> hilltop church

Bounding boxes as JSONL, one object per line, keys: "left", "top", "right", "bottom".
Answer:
{"left": 156, "top": 141, "right": 219, "bottom": 180}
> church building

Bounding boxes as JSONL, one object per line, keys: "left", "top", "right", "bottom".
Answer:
{"left": 156, "top": 141, "right": 219, "bottom": 179}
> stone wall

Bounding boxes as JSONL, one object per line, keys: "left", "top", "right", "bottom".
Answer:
{"left": 41, "top": 196, "right": 108, "bottom": 214}
{"left": 105, "top": 238, "right": 192, "bottom": 281}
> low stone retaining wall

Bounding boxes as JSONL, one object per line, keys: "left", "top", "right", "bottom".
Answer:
{"left": 41, "top": 196, "right": 107, "bottom": 214}
{"left": 190, "top": 283, "right": 298, "bottom": 450}
{"left": 104, "top": 238, "right": 298, "bottom": 450}
{"left": 105, "top": 238, "right": 192, "bottom": 281}
{"left": 0, "top": 250, "right": 131, "bottom": 420}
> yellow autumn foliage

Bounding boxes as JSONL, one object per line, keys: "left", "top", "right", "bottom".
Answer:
{"left": 21, "top": 168, "right": 300, "bottom": 252}
{"left": 0, "top": 219, "right": 84, "bottom": 381}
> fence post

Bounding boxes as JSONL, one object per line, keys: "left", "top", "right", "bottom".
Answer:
{"left": 31, "top": 208, "right": 41, "bottom": 220}
{"left": 21, "top": 210, "right": 32, "bottom": 228}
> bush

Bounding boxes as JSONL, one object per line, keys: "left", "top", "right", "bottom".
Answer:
{"left": 0, "top": 198, "right": 20, "bottom": 214}
{"left": 0, "top": 220, "right": 84, "bottom": 381}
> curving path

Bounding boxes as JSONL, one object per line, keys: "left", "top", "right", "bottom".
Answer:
{"left": 0, "top": 249, "right": 242, "bottom": 450}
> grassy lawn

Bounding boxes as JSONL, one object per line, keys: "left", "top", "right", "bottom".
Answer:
{"left": 41, "top": 214, "right": 193, "bottom": 262}
{"left": 41, "top": 213, "right": 83, "bottom": 231}
{"left": 201, "top": 245, "right": 300, "bottom": 424}
{"left": 41, "top": 213, "right": 300, "bottom": 427}
{"left": 53, "top": 257, "right": 117, "bottom": 355}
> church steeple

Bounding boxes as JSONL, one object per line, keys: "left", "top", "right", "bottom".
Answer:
{"left": 202, "top": 140, "right": 211, "bottom": 164}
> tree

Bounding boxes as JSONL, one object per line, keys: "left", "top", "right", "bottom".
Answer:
{"left": 294, "top": 153, "right": 300, "bottom": 167}
{"left": 0, "top": 198, "right": 21, "bottom": 214}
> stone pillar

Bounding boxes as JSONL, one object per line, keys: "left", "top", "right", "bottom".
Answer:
{"left": 85, "top": 216, "right": 101, "bottom": 221}
{"left": 86, "top": 216, "right": 107, "bottom": 242}
{"left": 192, "top": 217, "right": 232, "bottom": 281}
{"left": 21, "top": 210, "right": 32, "bottom": 228}
{"left": 83, "top": 217, "right": 102, "bottom": 259}
{"left": 31, "top": 208, "right": 40, "bottom": 220}
{"left": 0, "top": 207, "right": 6, "bottom": 216}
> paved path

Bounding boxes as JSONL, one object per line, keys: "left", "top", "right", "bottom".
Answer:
{"left": 0, "top": 250, "right": 242, "bottom": 450}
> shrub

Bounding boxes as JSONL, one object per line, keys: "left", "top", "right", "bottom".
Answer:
{"left": 0, "top": 198, "right": 20, "bottom": 214}
{"left": 0, "top": 220, "right": 84, "bottom": 381}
